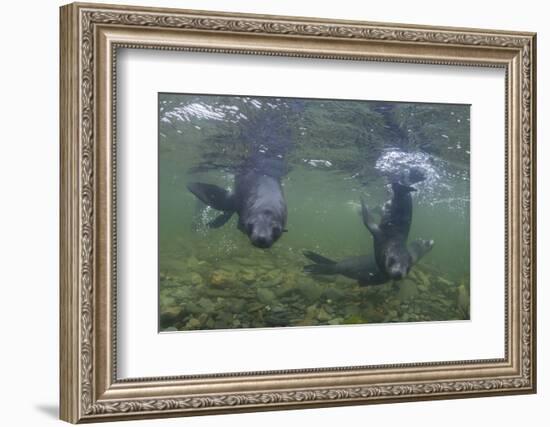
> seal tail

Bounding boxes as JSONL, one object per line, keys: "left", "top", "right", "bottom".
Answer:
{"left": 303, "top": 251, "right": 338, "bottom": 275}
{"left": 187, "top": 182, "right": 236, "bottom": 212}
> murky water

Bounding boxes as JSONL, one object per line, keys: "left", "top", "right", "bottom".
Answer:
{"left": 158, "top": 93, "right": 470, "bottom": 331}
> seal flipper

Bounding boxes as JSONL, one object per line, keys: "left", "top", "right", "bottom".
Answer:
{"left": 303, "top": 264, "right": 337, "bottom": 275}
{"left": 360, "top": 197, "right": 380, "bottom": 238}
{"left": 303, "top": 250, "right": 337, "bottom": 265}
{"left": 208, "top": 211, "right": 234, "bottom": 228}
{"left": 358, "top": 270, "right": 390, "bottom": 287}
{"left": 303, "top": 251, "right": 338, "bottom": 275}
{"left": 408, "top": 239, "right": 435, "bottom": 264}
{"left": 187, "top": 182, "right": 236, "bottom": 212}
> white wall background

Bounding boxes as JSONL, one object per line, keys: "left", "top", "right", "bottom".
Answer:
{"left": 0, "top": 0, "right": 545, "bottom": 426}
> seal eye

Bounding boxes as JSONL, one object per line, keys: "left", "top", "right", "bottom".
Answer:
{"left": 246, "top": 222, "right": 254, "bottom": 234}
{"left": 272, "top": 226, "right": 282, "bottom": 237}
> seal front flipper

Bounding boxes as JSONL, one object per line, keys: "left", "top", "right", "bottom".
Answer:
{"left": 208, "top": 211, "right": 234, "bottom": 228}
{"left": 408, "top": 238, "right": 435, "bottom": 264}
{"left": 358, "top": 270, "right": 389, "bottom": 287}
{"left": 187, "top": 182, "right": 236, "bottom": 212}
{"left": 360, "top": 197, "right": 380, "bottom": 237}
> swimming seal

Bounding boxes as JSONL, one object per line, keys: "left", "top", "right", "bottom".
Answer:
{"left": 187, "top": 99, "right": 301, "bottom": 249}
{"left": 187, "top": 158, "right": 287, "bottom": 249}
{"left": 361, "top": 181, "right": 428, "bottom": 280}
{"left": 302, "top": 238, "right": 434, "bottom": 286}
{"left": 303, "top": 251, "right": 387, "bottom": 286}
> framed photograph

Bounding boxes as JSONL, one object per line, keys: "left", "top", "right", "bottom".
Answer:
{"left": 60, "top": 2, "right": 537, "bottom": 423}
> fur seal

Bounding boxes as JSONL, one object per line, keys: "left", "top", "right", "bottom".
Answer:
{"left": 303, "top": 251, "right": 387, "bottom": 286}
{"left": 361, "top": 179, "right": 435, "bottom": 280}
{"left": 187, "top": 158, "right": 287, "bottom": 249}
{"left": 302, "top": 238, "right": 434, "bottom": 286}
{"left": 186, "top": 98, "right": 301, "bottom": 249}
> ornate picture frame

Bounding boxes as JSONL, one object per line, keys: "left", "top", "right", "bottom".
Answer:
{"left": 60, "top": 2, "right": 536, "bottom": 423}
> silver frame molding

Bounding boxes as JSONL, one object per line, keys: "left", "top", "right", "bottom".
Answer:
{"left": 60, "top": 2, "right": 536, "bottom": 423}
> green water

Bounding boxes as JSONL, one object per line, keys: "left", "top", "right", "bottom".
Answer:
{"left": 158, "top": 94, "right": 470, "bottom": 331}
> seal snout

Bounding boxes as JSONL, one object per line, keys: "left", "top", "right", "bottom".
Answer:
{"left": 251, "top": 235, "right": 273, "bottom": 249}
{"left": 388, "top": 269, "right": 405, "bottom": 280}
{"left": 387, "top": 260, "right": 409, "bottom": 281}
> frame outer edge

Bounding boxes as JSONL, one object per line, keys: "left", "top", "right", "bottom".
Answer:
{"left": 68, "top": 1, "right": 537, "bottom": 37}
{"left": 529, "top": 33, "right": 537, "bottom": 393}
{"left": 60, "top": 3, "right": 81, "bottom": 424}
{"left": 60, "top": 2, "right": 537, "bottom": 422}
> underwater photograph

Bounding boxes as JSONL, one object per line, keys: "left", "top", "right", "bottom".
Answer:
{"left": 158, "top": 93, "right": 470, "bottom": 332}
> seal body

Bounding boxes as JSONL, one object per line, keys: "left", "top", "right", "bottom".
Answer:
{"left": 361, "top": 182, "right": 429, "bottom": 280}
{"left": 187, "top": 158, "right": 287, "bottom": 248}
{"left": 303, "top": 251, "right": 388, "bottom": 286}
{"left": 302, "top": 239, "right": 434, "bottom": 287}
{"left": 186, "top": 100, "right": 297, "bottom": 249}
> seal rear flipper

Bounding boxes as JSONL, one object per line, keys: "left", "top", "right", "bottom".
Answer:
{"left": 303, "top": 250, "right": 337, "bottom": 265}
{"left": 408, "top": 238, "right": 435, "bottom": 264}
{"left": 187, "top": 182, "right": 236, "bottom": 211}
{"left": 360, "top": 197, "right": 380, "bottom": 237}
{"left": 208, "top": 211, "right": 234, "bottom": 228}
{"left": 303, "top": 263, "right": 337, "bottom": 275}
